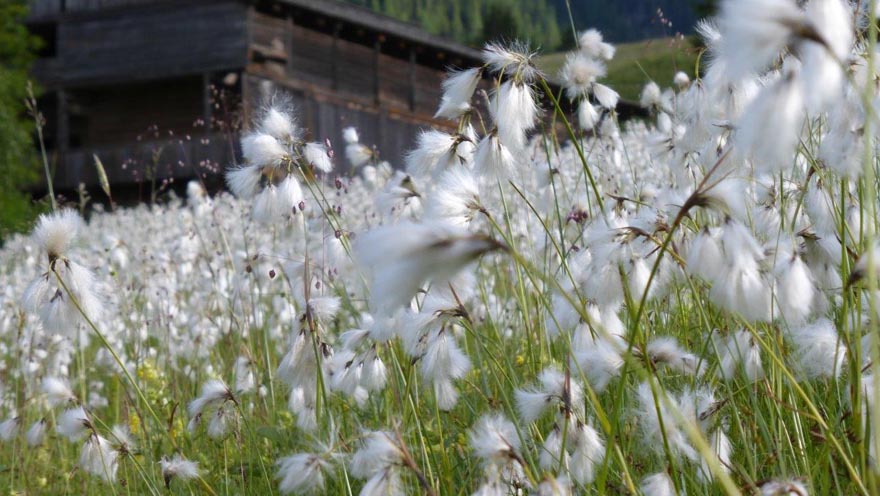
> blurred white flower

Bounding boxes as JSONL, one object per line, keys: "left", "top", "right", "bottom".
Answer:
{"left": 578, "top": 29, "right": 615, "bottom": 60}
{"left": 276, "top": 453, "right": 333, "bottom": 494}
{"left": 79, "top": 434, "right": 118, "bottom": 482}
{"left": 435, "top": 67, "right": 481, "bottom": 120}
{"left": 160, "top": 454, "right": 201, "bottom": 488}
{"left": 354, "top": 221, "right": 504, "bottom": 315}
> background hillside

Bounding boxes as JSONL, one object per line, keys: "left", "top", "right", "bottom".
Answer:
{"left": 345, "top": 0, "right": 714, "bottom": 50}
{"left": 537, "top": 36, "right": 700, "bottom": 100}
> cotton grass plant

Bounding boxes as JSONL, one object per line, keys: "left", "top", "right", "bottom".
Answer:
{"left": 3, "top": 0, "right": 880, "bottom": 494}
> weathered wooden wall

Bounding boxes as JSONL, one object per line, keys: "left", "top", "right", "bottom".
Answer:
{"left": 28, "top": 0, "right": 491, "bottom": 191}
{"left": 50, "top": 1, "right": 247, "bottom": 85}
{"left": 27, "top": 0, "right": 199, "bottom": 19}
{"left": 243, "top": 75, "right": 415, "bottom": 168}
{"left": 74, "top": 78, "right": 203, "bottom": 146}
{"left": 246, "top": 8, "right": 457, "bottom": 167}
{"left": 26, "top": 0, "right": 62, "bottom": 18}
{"left": 55, "top": 132, "right": 234, "bottom": 191}
{"left": 51, "top": 73, "right": 233, "bottom": 190}
{"left": 248, "top": 9, "right": 452, "bottom": 111}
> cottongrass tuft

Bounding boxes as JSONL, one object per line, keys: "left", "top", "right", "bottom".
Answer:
{"left": 276, "top": 453, "right": 333, "bottom": 494}
{"left": 160, "top": 454, "right": 201, "bottom": 488}
{"left": 354, "top": 221, "right": 504, "bottom": 315}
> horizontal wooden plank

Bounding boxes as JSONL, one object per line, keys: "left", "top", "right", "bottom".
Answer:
{"left": 288, "top": 24, "right": 333, "bottom": 86}
{"left": 26, "top": 0, "right": 62, "bottom": 18}
{"left": 58, "top": 1, "right": 247, "bottom": 84}
{"left": 377, "top": 52, "right": 411, "bottom": 109}
{"left": 249, "top": 10, "right": 289, "bottom": 50}
{"left": 335, "top": 38, "right": 376, "bottom": 98}
{"left": 76, "top": 77, "right": 203, "bottom": 146}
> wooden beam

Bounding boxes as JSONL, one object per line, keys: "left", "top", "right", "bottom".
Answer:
{"left": 287, "top": 11, "right": 295, "bottom": 76}
{"left": 408, "top": 46, "right": 416, "bottom": 112}
{"left": 373, "top": 36, "right": 382, "bottom": 106}
{"left": 202, "top": 72, "right": 212, "bottom": 131}
{"left": 56, "top": 89, "right": 69, "bottom": 154}
{"left": 331, "top": 21, "right": 341, "bottom": 92}
{"left": 242, "top": 72, "right": 252, "bottom": 131}
{"left": 55, "top": 88, "right": 69, "bottom": 189}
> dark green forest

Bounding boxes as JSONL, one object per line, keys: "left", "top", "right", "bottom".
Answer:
{"left": 346, "top": 0, "right": 716, "bottom": 49}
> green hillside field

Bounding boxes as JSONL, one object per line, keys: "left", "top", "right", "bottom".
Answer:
{"left": 537, "top": 36, "right": 702, "bottom": 101}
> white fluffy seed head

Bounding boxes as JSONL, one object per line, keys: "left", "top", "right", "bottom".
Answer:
{"left": 259, "top": 106, "right": 298, "bottom": 142}
{"left": 474, "top": 134, "right": 518, "bottom": 183}
{"left": 251, "top": 176, "right": 303, "bottom": 224}
{"left": 536, "top": 475, "right": 573, "bottom": 496}
{"left": 435, "top": 67, "right": 481, "bottom": 120}
{"left": 674, "top": 71, "right": 691, "bottom": 88}
{"left": 515, "top": 388, "right": 550, "bottom": 424}
{"left": 572, "top": 332, "right": 626, "bottom": 393}
{"left": 160, "top": 454, "right": 201, "bottom": 486}
{"left": 307, "top": 296, "right": 341, "bottom": 323}
{"left": 241, "top": 133, "right": 289, "bottom": 168}
{"left": 633, "top": 382, "right": 700, "bottom": 462}
{"left": 33, "top": 209, "right": 84, "bottom": 260}
{"left": 304, "top": 142, "right": 333, "bottom": 173}
{"left": 788, "top": 318, "right": 845, "bottom": 379}
{"left": 578, "top": 29, "right": 615, "bottom": 60}
{"left": 646, "top": 337, "right": 703, "bottom": 376}
{"left": 736, "top": 70, "right": 805, "bottom": 174}
{"left": 421, "top": 328, "right": 471, "bottom": 381}
{"left": 42, "top": 376, "right": 76, "bottom": 407}
{"left": 353, "top": 221, "right": 503, "bottom": 316}
{"left": 640, "top": 472, "right": 676, "bottom": 496}
{"left": 57, "top": 406, "right": 91, "bottom": 441}
{"left": 79, "top": 434, "right": 118, "bottom": 482}
{"left": 234, "top": 356, "right": 256, "bottom": 394}
{"left": 343, "top": 126, "right": 359, "bottom": 144}
{"left": 801, "top": 0, "right": 853, "bottom": 113}
{"left": 276, "top": 453, "right": 332, "bottom": 494}
{"left": 759, "top": 478, "right": 809, "bottom": 496}
{"left": 469, "top": 413, "right": 521, "bottom": 465}
{"left": 560, "top": 53, "right": 606, "bottom": 99}
{"left": 716, "top": 0, "right": 807, "bottom": 81}
{"left": 640, "top": 81, "right": 663, "bottom": 109}
{"left": 592, "top": 83, "right": 620, "bottom": 110}
{"left": 225, "top": 165, "right": 262, "bottom": 199}
{"left": 350, "top": 431, "right": 404, "bottom": 478}
{"left": 26, "top": 420, "right": 47, "bottom": 447}
{"left": 490, "top": 80, "right": 539, "bottom": 151}
{"left": 577, "top": 101, "right": 601, "bottom": 131}
{"left": 482, "top": 41, "right": 538, "bottom": 81}
{"left": 405, "top": 130, "right": 458, "bottom": 178}
{"left": 346, "top": 142, "right": 374, "bottom": 168}
{"left": 425, "top": 167, "right": 482, "bottom": 226}
{"left": 0, "top": 417, "right": 19, "bottom": 442}
{"left": 188, "top": 379, "right": 232, "bottom": 418}
{"left": 716, "top": 329, "right": 764, "bottom": 381}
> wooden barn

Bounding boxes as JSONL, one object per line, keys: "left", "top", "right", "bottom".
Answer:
{"left": 24, "top": 0, "right": 488, "bottom": 195}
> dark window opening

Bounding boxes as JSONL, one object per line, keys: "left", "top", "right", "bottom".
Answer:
{"left": 28, "top": 22, "right": 58, "bottom": 58}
